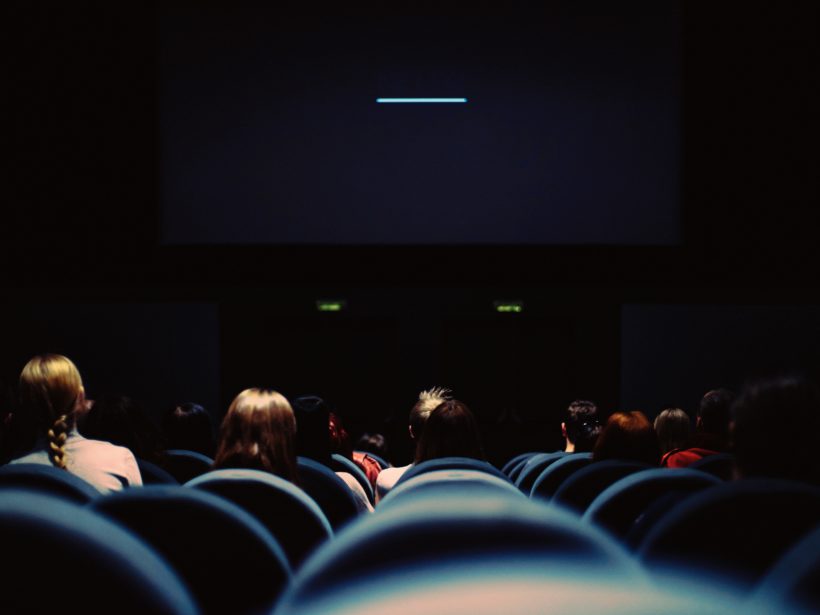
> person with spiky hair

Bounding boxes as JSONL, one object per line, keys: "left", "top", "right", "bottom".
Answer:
{"left": 375, "top": 387, "right": 452, "bottom": 502}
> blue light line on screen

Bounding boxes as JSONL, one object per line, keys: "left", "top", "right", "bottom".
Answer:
{"left": 376, "top": 98, "right": 468, "bottom": 104}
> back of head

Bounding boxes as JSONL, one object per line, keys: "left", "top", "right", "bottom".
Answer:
{"left": 697, "top": 388, "right": 734, "bottom": 449}
{"left": 328, "top": 412, "right": 353, "bottom": 459}
{"left": 163, "top": 402, "right": 215, "bottom": 457}
{"left": 732, "top": 376, "right": 820, "bottom": 485}
{"left": 415, "top": 399, "right": 485, "bottom": 463}
{"left": 564, "top": 400, "right": 601, "bottom": 452}
{"left": 653, "top": 407, "right": 692, "bottom": 455}
{"left": 18, "top": 354, "right": 85, "bottom": 469}
{"left": 292, "top": 395, "right": 331, "bottom": 464}
{"left": 409, "top": 387, "right": 452, "bottom": 439}
{"left": 355, "top": 433, "right": 388, "bottom": 458}
{"left": 593, "top": 410, "right": 660, "bottom": 466}
{"left": 214, "top": 388, "right": 298, "bottom": 482}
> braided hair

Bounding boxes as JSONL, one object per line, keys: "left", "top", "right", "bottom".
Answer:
{"left": 19, "top": 355, "right": 84, "bottom": 470}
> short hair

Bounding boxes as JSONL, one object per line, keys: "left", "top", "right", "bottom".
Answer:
{"left": 409, "top": 387, "right": 452, "bottom": 438}
{"left": 355, "top": 433, "right": 388, "bottom": 457}
{"left": 698, "top": 388, "right": 735, "bottom": 437}
{"left": 593, "top": 410, "right": 660, "bottom": 466}
{"left": 564, "top": 400, "right": 600, "bottom": 450}
{"left": 214, "top": 388, "right": 298, "bottom": 483}
{"left": 415, "top": 399, "right": 484, "bottom": 463}
{"left": 732, "top": 377, "right": 820, "bottom": 485}
{"left": 654, "top": 407, "right": 692, "bottom": 455}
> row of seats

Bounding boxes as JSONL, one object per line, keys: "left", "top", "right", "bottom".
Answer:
{"left": 1, "top": 454, "right": 818, "bottom": 614}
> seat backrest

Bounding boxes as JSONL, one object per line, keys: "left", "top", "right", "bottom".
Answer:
{"left": 138, "top": 458, "right": 180, "bottom": 485}
{"left": 281, "top": 491, "right": 643, "bottom": 609}
{"left": 501, "top": 451, "right": 541, "bottom": 476}
{"left": 187, "top": 468, "right": 332, "bottom": 569}
{"left": 583, "top": 468, "right": 720, "bottom": 542}
{"left": 638, "top": 479, "right": 820, "bottom": 588}
{"left": 552, "top": 461, "right": 651, "bottom": 514}
{"left": 0, "top": 462, "right": 101, "bottom": 503}
{"left": 514, "top": 452, "right": 568, "bottom": 493}
{"left": 297, "top": 456, "right": 361, "bottom": 530}
{"left": 688, "top": 453, "right": 735, "bottom": 481}
{"left": 394, "top": 457, "right": 510, "bottom": 488}
{"left": 330, "top": 454, "right": 375, "bottom": 505}
{"left": 0, "top": 489, "right": 197, "bottom": 614}
{"left": 753, "top": 522, "right": 820, "bottom": 612}
{"left": 162, "top": 449, "right": 214, "bottom": 484}
{"left": 377, "top": 469, "right": 525, "bottom": 512}
{"left": 90, "top": 485, "right": 291, "bottom": 615}
{"left": 530, "top": 453, "right": 594, "bottom": 500}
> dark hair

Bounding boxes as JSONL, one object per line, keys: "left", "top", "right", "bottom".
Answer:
{"left": 214, "top": 388, "right": 298, "bottom": 483}
{"left": 564, "top": 400, "right": 601, "bottom": 451}
{"left": 292, "top": 395, "right": 331, "bottom": 464}
{"left": 732, "top": 377, "right": 820, "bottom": 485}
{"left": 162, "top": 402, "right": 215, "bottom": 458}
{"left": 79, "top": 395, "right": 165, "bottom": 464}
{"left": 415, "top": 400, "right": 484, "bottom": 463}
{"left": 698, "top": 389, "right": 735, "bottom": 437}
{"left": 593, "top": 411, "right": 661, "bottom": 466}
{"left": 355, "top": 432, "right": 388, "bottom": 457}
{"left": 654, "top": 408, "right": 692, "bottom": 455}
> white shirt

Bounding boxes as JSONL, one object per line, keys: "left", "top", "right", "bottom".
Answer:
{"left": 11, "top": 429, "right": 142, "bottom": 493}
{"left": 375, "top": 463, "right": 412, "bottom": 501}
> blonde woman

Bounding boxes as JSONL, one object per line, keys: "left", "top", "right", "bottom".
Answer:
{"left": 10, "top": 354, "right": 142, "bottom": 492}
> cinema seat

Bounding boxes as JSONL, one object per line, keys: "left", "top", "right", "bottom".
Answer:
{"left": 377, "top": 469, "right": 524, "bottom": 512}
{"left": 583, "top": 468, "right": 720, "bottom": 542}
{"left": 187, "top": 468, "right": 333, "bottom": 569}
{"left": 163, "top": 449, "right": 214, "bottom": 483}
{"left": 514, "top": 452, "right": 569, "bottom": 493}
{"left": 90, "top": 485, "right": 291, "bottom": 615}
{"left": 501, "top": 451, "right": 541, "bottom": 476}
{"left": 281, "top": 491, "right": 643, "bottom": 609}
{"left": 689, "top": 453, "right": 735, "bottom": 481}
{"left": 297, "top": 456, "right": 361, "bottom": 529}
{"left": 330, "top": 453, "right": 375, "bottom": 505}
{"left": 0, "top": 489, "right": 197, "bottom": 614}
{"left": 638, "top": 479, "right": 820, "bottom": 588}
{"left": 138, "top": 458, "right": 180, "bottom": 485}
{"left": 752, "top": 522, "right": 820, "bottom": 612}
{"left": 394, "top": 457, "right": 510, "bottom": 488}
{"left": 530, "top": 453, "right": 593, "bottom": 501}
{"left": 551, "top": 461, "right": 652, "bottom": 514}
{"left": 0, "top": 463, "right": 101, "bottom": 503}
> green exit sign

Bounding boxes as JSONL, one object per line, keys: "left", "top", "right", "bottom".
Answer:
{"left": 493, "top": 301, "right": 524, "bottom": 313}
{"left": 316, "top": 300, "right": 346, "bottom": 312}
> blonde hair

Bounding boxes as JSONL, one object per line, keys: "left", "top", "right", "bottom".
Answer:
{"left": 214, "top": 388, "right": 299, "bottom": 483}
{"left": 19, "top": 354, "right": 85, "bottom": 469}
{"left": 409, "top": 386, "right": 452, "bottom": 438}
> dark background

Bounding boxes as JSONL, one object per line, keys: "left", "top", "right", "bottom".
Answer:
{"left": 3, "top": 2, "right": 818, "bottom": 466}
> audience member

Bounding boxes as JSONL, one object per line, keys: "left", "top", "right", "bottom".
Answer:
{"left": 731, "top": 376, "right": 820, "bottom": 486}
{"left": 78, "top": 394, "right": 165, "bottom": 465}
{"left": 593, "top": 410, "right": 661, "bottom": 466}
{"left": 562, "top": 400, "right": 602, "bottom": 453}
{"left": 355, "top": 432, "right": 388, "bottom": 459}
{"left": 661, "top": 389, "right": 734, "bottom": 468}
{"left": 329, "top": 412, "right": 381, "bottom": 490}
{"left": 654, "top": 407, "right": 692, "bottom": 459}
{"left": 292, "top": 394, "right": 372, "bottom": 512}
{"left": 376, "top": 387, "right": 451, "bottom": 500}
{"left": 415, "top": 399, "right": 485, "bottom": 463}
{"left": 213, "top": 388, "right": 299, "bottom": 483}
{"left": 9, "top": 354, "right": 142, "bottom": 492}
{"left": 162, "top": 402, "right": 216, "bottom": 458}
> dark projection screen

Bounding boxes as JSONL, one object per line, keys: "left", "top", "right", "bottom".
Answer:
{"left": 159, "top": 2, "right": 681, "bottom": 245}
